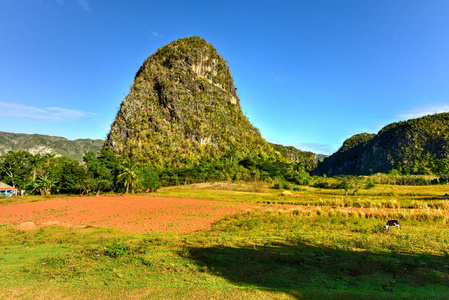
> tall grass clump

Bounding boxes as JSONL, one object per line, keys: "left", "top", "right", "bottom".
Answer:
{"left": 427, "top": 200, "right": 449, "bottom": 210}
{"left": 381, "top": 199, "right": 401, "bottom": 209}
{"left": 409, "top": 200, "right": 429, "bottom": 209}
{"left": 318, "top": 197, "right": 345, "bottom": 207}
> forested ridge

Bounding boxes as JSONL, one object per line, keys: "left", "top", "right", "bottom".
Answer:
{"left": 315, "top": 113, "right": 449, "bottom": 176}
{"left": 0, "top": 131, "right": 103, "bottom": 162}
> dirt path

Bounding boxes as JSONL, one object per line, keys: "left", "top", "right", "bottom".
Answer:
{"left": 0, "top": 195, "right": 255, "bottom": 234}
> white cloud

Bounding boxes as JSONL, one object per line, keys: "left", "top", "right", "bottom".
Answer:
{"left": 145, "top": 27, "right": 163, "bottom": 39}
{"left": 0, "top": 113, "right": 55, "bottom": 120}
{"left": 397, "top": 104, "right": 449, "bottom": 120}
{"left": 0, "top": 102, "right": 47, "bottom": 114}
{"left": 0, "top": 102, "right": 92, "bottom": 121}
{"left": 47, "top": 107, "right": 86, "bottom": 119}
{"left": 152, "top": 31, "right": 163, "bottom": 38}
{"left": 78, "top": 0, "right": 91, "bottom": 11}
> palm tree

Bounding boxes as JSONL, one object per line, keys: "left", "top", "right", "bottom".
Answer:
{"left": 31, "top": 174, "right": 57, "bottom": 196}
{"left": 117, "top": 158, "right": 140, "bottom": 194}
{"left": 30, "top": 153, "right": 55, "bottom": 180}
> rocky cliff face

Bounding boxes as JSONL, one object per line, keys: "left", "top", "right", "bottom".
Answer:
{"left": 0, "top": 131, "right": 103, "bottom": 161}
{"left": 105, "top": 37, "right": 281, "bottom": 168}
{"left": 315, "top": 113, "right": 449, "bottom": 176}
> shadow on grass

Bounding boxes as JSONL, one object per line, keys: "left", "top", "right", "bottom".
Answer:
{"left": 417, "top": 196, "right": 449, "bottom": 201}
{"left": 183, "top": 241, "right": 449, "bottom": 299}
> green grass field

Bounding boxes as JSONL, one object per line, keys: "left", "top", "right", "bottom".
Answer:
{"left": 1, "top": 182, "right": 448, "bottom": 299}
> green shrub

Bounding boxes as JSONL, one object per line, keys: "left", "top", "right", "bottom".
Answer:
{"left": 105, "top": 241, "right": 129, "bottom": 258}
{"left": 313, "top": 181, "right": 329, "bottom": 189}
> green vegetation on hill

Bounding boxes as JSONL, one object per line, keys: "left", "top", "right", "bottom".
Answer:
{"left": 315, "top": 113, "right": 449, "bottom": 176}
{"left": 269, "top": 143, "right": 320, "bottom": 171}
{"left": 0, "top": 131, "right": 103, "bottom": 162}
{"left": 339, "top": 132, "right": 376, "bottom": 153}
{"left": 314, "top": 133, "right": 376, "bottom": 176}
{"left": 104, "top": 36, "right": 284, "bottom": 169}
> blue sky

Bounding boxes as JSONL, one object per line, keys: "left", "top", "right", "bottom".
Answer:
{"left": 1, "top": 1, "right": 449, "bottom": 154}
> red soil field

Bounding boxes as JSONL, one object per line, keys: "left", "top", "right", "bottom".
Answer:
{"left": 0, "top": 195, "right": 255, "bottom": 233}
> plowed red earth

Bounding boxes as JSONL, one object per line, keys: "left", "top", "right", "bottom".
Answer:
{"left": 0, "top": 195, "right": 255, "bottom": 233}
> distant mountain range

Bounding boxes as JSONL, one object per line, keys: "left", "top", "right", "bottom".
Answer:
{"left": 0, "top": 131, "right": 104, "bottom": 162}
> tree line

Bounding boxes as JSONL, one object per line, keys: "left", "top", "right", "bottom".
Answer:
{"left": 0, "top": 150, "right": 160, "bottom": 196}
{"left": 0, "top": 150, "right": 312, "bottom": 196}
{"left": 4, "top": 148, "right": 444, "bottom": 197}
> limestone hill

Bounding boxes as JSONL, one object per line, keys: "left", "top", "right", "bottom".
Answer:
{"left": 315, "top": 113, "right": 449, "bottom": 176}
{"left": 104, "top": 37, "right": 282, "bottom": 168}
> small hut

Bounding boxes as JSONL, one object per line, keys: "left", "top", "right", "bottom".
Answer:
{"left": 0, "top": 182, "right": 17, "bottom": 197}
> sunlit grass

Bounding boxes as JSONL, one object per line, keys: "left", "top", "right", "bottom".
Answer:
{"left": 1, "top": 182, "right": 448, "bottom": 298}
{"left": 157, "top": 182, "right": 449, "bottom": 210}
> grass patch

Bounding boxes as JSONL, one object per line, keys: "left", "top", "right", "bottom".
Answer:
{"left": 157, "top": 182, "right": 449, "bottom": 212}
{"left": 1, "top": 182, "right": 448, "bottom": 298}
{"left": 0, "top": 208, "right": 448, "bottom": 299}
